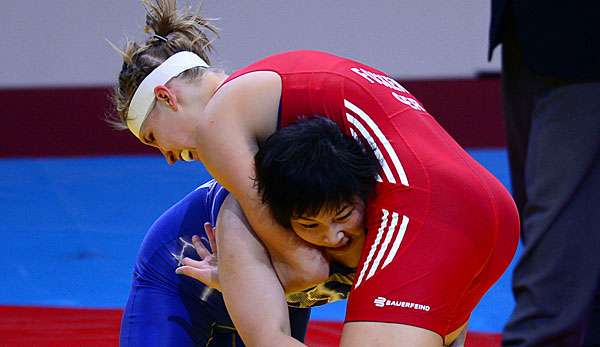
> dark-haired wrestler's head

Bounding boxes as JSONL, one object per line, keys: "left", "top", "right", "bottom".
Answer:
{"left": 254, "top": 117, "right": 380, "bottom": 255}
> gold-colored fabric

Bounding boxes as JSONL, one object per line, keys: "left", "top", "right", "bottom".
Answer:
{"left": 286, "top": 266, "right": 355, "bottom": 308}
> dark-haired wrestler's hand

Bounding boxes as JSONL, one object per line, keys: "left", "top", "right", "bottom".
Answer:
{"left": 176, "top": 222, "right": 220, "bottom": 290}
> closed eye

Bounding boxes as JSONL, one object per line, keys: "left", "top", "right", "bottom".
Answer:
{"left": 299, "top": 223, "right": 319, "bottom": 229}
{"left": 335, "top": 208, "right": 353, "bottom": 222}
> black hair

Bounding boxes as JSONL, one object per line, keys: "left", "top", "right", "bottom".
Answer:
{"left": 254, "top": 117, "right": 380, "bottom": 228}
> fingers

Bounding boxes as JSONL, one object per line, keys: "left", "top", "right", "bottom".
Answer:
{"left": 192, "top": 235, "right": 211, "bottom": 259}
{"left": 175, "top": 265, "right": 212, "bottom": 285}
{"left": 175, "top": 257, "right": 220, "bottom": 290}
{"left": 204, "top": 222, "right": 218, "bottom": 253}
{"left": 181, "top": 256, "right": 205, "bottom": 268}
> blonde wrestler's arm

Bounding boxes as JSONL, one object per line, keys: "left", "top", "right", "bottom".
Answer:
{"left": 217, "top": 194, "right": 307, "bottom": 347}
{"left": 195, "top": 71, "right": 329, "bottom": 291}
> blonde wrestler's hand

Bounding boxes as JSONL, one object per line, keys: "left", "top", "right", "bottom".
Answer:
{"left": 176, "top": 222, "right": 220, "bottom": 290}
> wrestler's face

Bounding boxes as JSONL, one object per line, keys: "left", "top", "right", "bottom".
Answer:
{"left": 290, "top": 198, "right": 366, "bottom": 256}
{"left": 138, "top": 78, "right": 208, "bottom": 164}
{"left": 139, "top": 104, "right": 200, "bottom": 164}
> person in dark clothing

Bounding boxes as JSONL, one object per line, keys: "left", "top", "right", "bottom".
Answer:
{"left": 489, "top": 1, "right": 600, "bottom": 346}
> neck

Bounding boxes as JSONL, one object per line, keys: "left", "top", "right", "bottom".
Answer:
{"left": 184, "top": 71, "right": 227, "bottom": 108}
{"left": 204, "top": 71, "right": 230, "bottom": 97}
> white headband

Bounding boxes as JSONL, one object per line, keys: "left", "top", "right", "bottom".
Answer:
{"left": 126, "top": 51, "right": 209, "bottom": 139}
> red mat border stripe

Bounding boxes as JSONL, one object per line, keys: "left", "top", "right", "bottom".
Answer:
{"left": 0, "top": 306, "right": 500, "bottom": 346}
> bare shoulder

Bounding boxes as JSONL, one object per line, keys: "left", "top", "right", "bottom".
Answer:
{"left": 217, "top": 195, "right": 262, "bottom": 252}
{"left": 214, "top": 70, "right": 282, "bottom": 100}
{"left": 205, "top": 71, "right": 282, "bottom": 141}
{"left": 219, "top": 194, "right": 243, "bottom": 219}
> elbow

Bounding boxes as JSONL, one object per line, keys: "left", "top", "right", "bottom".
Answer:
{"left": 281, "top": 257, "right": 330, "bottom": 293}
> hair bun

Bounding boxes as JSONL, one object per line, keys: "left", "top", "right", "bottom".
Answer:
{"left": 142, "top": 0, "right": 218, "bottom": 55}
{"left": 144, "top": 0, "right": 176, "bottom": 37}
{"left": 110, "top": 0, "right": 219, "bottom": 130}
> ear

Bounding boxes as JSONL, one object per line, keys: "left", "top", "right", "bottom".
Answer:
{"left": 154, "top": 85, "right": 178, "bottom": 111}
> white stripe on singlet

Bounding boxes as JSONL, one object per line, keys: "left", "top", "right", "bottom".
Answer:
{"left": 347, "top": 113, "right": 394, "bottom": 183}
{"left": 366, "top": 211, "right": 399, "bottom": 281}
{"left": 355, "top": 209, "right": 389, "bottom": 289}
{"left": 349, "top": 127, "right": 383, "bottom": 182}
{"left": 344, "top": 99, "right": 409, "bottom": 186}
{"left": 354, "top": 211, "right": 410, "bottom": 288}
{"left": 382, "top": 215, "right": 409, "bottom": 269}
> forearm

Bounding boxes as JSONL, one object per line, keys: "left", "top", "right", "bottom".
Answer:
{"left": 232, "top": 197, "right": 328, "bottom": 292}
{"left": 224, "top": 187, "right": 329, "bottom": 291}
{"left": 266, "top": 228, "right": 330, "bottom": 292}
{"left": 231, "top": 175, "right": 329, "bottom": 284}
{"left": 217, "top": 196, "right": 306, "bottom": 346}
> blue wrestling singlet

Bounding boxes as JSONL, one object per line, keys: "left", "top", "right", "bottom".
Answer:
{"left": 120, "top": 179, "right": 310, "bottom": 346}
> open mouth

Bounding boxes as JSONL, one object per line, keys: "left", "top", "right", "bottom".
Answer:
{"left": 180, "top": 150, "right": 195, "bottom": 162}
{"left": 330, "top": 236, "right": 352, "bottom": 251}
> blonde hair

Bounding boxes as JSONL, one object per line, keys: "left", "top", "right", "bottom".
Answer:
{"left": 108, "top": 0, "right": 219, "bottom": 130}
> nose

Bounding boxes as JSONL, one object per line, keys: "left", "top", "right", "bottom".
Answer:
{"left": 323, "top": 225, "right": 345, "bottom": 246}
{"left": 160, "top": 149, "right": 177, "bottom": 165}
